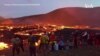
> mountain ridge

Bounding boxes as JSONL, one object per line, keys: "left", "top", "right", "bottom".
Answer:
{"left": 0, "top": 7, "right": 100, "bottom": 27}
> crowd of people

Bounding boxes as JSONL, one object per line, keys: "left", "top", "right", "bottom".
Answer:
{"left": 11, "top": 30, "right": 100, "bottom": 56}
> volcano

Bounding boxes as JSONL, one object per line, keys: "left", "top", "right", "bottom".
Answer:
{"left": 1, "top": 7, "right": 100, "bottom": 27}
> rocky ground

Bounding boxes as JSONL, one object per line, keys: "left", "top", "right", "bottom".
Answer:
{"left": 0, "top": 46, "right": 100, "bottom": 56}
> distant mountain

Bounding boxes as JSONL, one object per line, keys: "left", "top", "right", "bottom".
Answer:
{"left": 0, "top": 16, "right": 5, "bottom": 22}
{"left": 1, "top": 7, "right": 100, "bottom": 27}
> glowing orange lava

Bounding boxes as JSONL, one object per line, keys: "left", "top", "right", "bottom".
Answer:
{"left": 0, "top": 42, "right": 9, "bottom": 50}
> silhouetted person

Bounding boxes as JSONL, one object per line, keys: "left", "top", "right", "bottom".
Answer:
{"left": 67, "top": 39, "right": 73, "bottom": 49}
{"left": 87, "top": 32, "right": 94, "bottom": 46}
{"left": 49, "top": 32, "right": 56, "bottom": 51}
{"left": 73, "top": 33, "right": 78, "bottom": 48}
{"left": 51, "top": 41, "right": 55, "bottom": 51}
{"left": 28, "top": 33, "right": 37, "bottom": 56}
{"left": 82, "top": 31, "right": 89, "bottom": 47}
{"left": 11, "top": 35, "right": 21, "bottom": 56}
{"left": 17, "top": 35, "right": 24, "bottom": 52}
{"left": 95, "top": 33, "right": 100, "bottom": 47}
{"left": 40, "top": 34, "right": 49, "bottom": 50}
{"left": 58, "top": 40, "right": 65, "bottom": 50}
{"left": 54, "top": 41, "right": 59, "bottom": 51}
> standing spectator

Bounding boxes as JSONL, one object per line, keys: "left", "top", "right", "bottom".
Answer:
{"left": 73, "top": 33, "right": 78, "bottom": 48}
{"left": 95, "top": 33, "right": 100, "bottom": 48}
{"left": 49, "top": 32, "right": 56, "bottom": 42}
{"left": 82, "top": 31, "right": 89, "bottom": 47}
{"left": 54, "top": 41, "right": 59, "bottom": 51}
{"left": 58, "top": 40, "right": 65, "bottom": 50}
{"left": 28, "top": 33, "right": 37, "bottom": 56}
{"left": 49, "top": 32, "right": 56, "bottom": 51}
{"left": 51, "top": 41, "right": 55, "bottom": 51}
{"left": 67, "top": 39, "right": 73, "bottom": 49}
{"left": 11, "top": 35, "right": 21, "bottom": 56}
{"left": 40, "top": 34, "right": 49, "bottom": 50}
{"left": 87, "top": 32, "right": 94, "bottom": 46}
{"left": 17, "top": 35, "right": 24, "bottom": 52}
{"left": 39, "top": 33, "right": 49, "bottom": 56}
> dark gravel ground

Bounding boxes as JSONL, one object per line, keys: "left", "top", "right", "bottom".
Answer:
{"left": 1, "top": 46, "right": 100, "bottom": 56}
